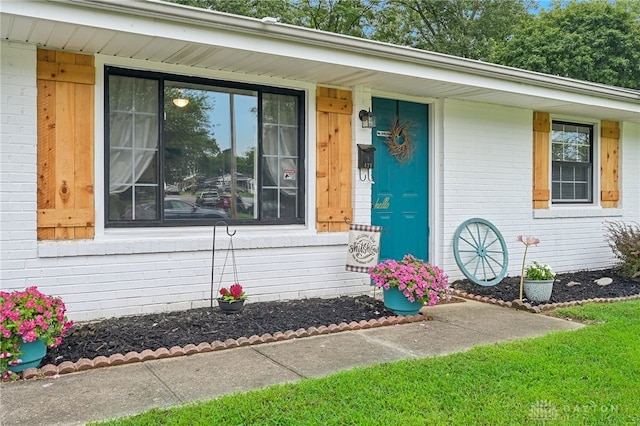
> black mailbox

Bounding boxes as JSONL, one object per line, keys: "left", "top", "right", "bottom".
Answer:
{"left": 357, "top": 144, "right": 376, "bottom": 169}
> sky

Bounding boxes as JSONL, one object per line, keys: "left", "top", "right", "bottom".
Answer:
{"left": 206, "top": 91, "right": 257, "bottom": 157}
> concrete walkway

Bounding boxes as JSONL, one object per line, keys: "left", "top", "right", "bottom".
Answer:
{"left": 0, "top": 300, "right": 583, "bottom": 426}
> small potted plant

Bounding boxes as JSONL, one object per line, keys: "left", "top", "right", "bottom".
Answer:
{"left": 217, "top": 283, "right": 247, "bottom": 313}
{"left": 517, "top": 235, "right": 555, "bottom": 302}
{"left": 1, "top": 286, "right": 74, "bottom": 378}
{"left": 523, "top": 261, "right": 555, "bottom": 302}
{"left": 369, "top": 254, "right": 450, "bottom": 316}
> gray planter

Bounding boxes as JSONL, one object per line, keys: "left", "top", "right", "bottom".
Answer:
{"left": 523, "top": 279, "right": 554, "bottom": 302}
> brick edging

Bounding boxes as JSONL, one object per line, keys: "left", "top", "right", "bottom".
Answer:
{"left": 452, "top": 289, "right": 640, "bottom": 314}
{"left": 16, "top": 313, "right": 434, "bottom": 380}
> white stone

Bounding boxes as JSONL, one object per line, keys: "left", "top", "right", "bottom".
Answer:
{"left": 595, "top": 277, "right": 613, "bottom": 286}
{"left": 566, "top": 281, "right": 581, "bottom": 287}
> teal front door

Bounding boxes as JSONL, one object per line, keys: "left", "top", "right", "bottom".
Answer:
{"left": 371, "top": 98, "right": 429, "bottom": 262}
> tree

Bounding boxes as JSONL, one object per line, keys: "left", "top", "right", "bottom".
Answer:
{"left": 169, "top": 0, "right": 533, "bottom": 59}
{"left": 170, "top": 0, "right": 299, "bottom": 23}
{"left": 164, "top": 88, "right": 220, "bottom": 186}
{"left": 293, "top": 0, "right": 382, "bottom": 37}
{"left": 371, "top": 0, "right": 535, "bottom": 60}
{"left": 236, "top": 147, "right": 255, "bottom": 176}
{"left": 493, "top": 0, "right": 640, "bottom": 89}
{"left": 170, "top": 0, "right": 382, "bottom": 38}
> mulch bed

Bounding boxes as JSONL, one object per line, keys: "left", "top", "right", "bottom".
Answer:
{"left": 41, "top": 295, "right": 398, "bottom": 368}
{"left": 19, "top": 268, "right": 638, "bottom": 379}
{"left": 451, "top": 268, "right": 640, "bottom": 306}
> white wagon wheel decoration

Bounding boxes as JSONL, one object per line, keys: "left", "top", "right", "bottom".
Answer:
{"left": 453, "top": 218, "right": 508, "bottom": 286}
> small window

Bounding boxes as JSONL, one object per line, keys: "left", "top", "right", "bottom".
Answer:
{"left": 551, "top": 121, "right": 593, "bottom": 204}
{"left": 105, "top": 68, "right": 305, "bottom": 226}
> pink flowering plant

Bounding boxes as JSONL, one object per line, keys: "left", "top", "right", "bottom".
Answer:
{"left": 1, "top": 286, "right": 73, "bottom": 377}
{"left": 218, "top": 283, "right": 247, "bottom": 303}
{"left": 369, "top": 254, "right": 450, "bottom": 306}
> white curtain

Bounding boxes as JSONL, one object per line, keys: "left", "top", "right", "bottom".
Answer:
{"left": 109, "top": 77, "right": 159, "bottom": 194}
{"left": 263, "top": 125, "right": 297, "bottom": 197}
{"left": 261, "top": 93, "right": 299, "bottom": 202}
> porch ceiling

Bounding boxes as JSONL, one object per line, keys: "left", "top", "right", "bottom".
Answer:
{"left": 2, "top": 0, "right": 639, "bottom": 123}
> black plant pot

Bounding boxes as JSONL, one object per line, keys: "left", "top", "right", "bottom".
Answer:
{"left": 217, "top": 299, "right": 245, "bottom": 314}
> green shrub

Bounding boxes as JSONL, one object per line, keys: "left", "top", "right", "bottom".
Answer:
{"left": 605, "top": 221, "right": 640, "bottom": 279}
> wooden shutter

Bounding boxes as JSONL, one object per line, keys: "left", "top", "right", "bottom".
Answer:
{"left": 532, "top": 111, "right": 550, "bottom": 209}
{"left": 37, "top": 49, "right": 95, "bottom": 240}
{"left": 600, "top": 120, "right": 620, "bottom": 208}
{"left": 316, "top": 87, "right": 353, "bottom": 231}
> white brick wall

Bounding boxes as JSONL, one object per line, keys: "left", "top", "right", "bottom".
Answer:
{"left": 621, "top": 122, "right": 640, "bottom": 218}
{"left": 352, "top": 85, "right": 374, "bottom": 225}
{"left": 439, "top": 99, "right": 533, "bottom": 276}
{"left": 1, "top": 42, "right": 39, "bottom": 282}
{"left": 8, "top": 231, "right": 371, "bottom": 321}
{"left": 438, "top": 99, "right": 640, "bottom": 282}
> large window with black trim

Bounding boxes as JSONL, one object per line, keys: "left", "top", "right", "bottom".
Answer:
{"left": 551, "top": 121, "right": 593, "bottom": 204}
{"left": 105, "top": 67, "right": 305, "bottom": 226}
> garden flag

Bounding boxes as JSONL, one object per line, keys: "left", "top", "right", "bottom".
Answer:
{"left": 345, "top": 224, "right": 382, "bottom": 273}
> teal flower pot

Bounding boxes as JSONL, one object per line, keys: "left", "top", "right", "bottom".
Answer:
{"left": 383, "top": 287, "right": 422, "bottom": 316}
{"left": 8, "top": 339, "right": 47, "bottom": 373}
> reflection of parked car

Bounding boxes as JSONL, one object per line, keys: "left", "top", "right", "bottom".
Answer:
{"left": 262, "top": 200, "right": 296, "bottom": 219}
{"left": 164, "top": 198, "right": 227, "bottom": 219}
{"left": 214, "top": 195, "right": 252, "bottom": 214}
{"left": 195, "top": 190, "right": 219, "bottom": 207}
{"left": 119, "top": 202, "right": 156, "bottom": 220}
{"left": 165, "top": 185, "right": 180, "bottom": 195}
{"left": 240, "top": 197, "right": 254, "bottom": 215}
{"left": 120, "top": 198, "right": 227, "bottom": 220}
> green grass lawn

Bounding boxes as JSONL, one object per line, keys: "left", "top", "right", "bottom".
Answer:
{"left": 93, "top": 300, "right": 640, "bottom": 425}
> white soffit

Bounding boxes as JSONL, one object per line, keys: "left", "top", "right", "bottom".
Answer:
{"left": 1, "top": 0, "right": 639, "bottom": 123}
